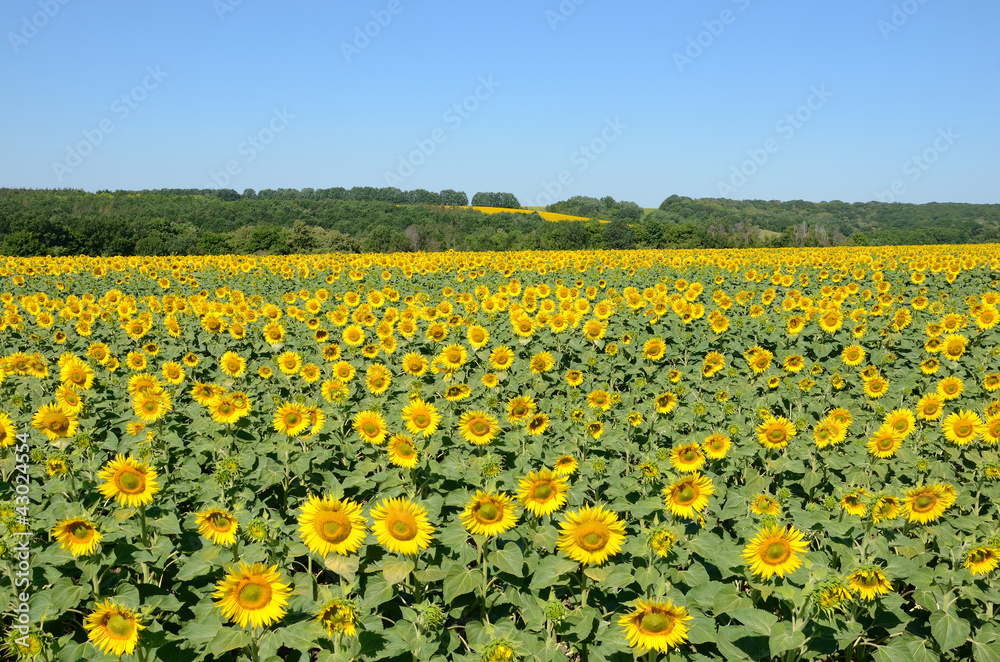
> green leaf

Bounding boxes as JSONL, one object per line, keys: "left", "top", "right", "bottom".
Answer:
{"left": 382, "top": 557, "right": 415, "bottom": 585}
{"left": 443, "top": 565, "right": 479, "bottom": 603}
{"left": 768, "top": 621, "right": 806, "bottom": 655}
{"left": 973, "top": 639, "right": 1000, "bottom": 662}
{"left": 529, "top": 555, "right": 579, "bottom": 590}
{"left": 490, "top": 542, "right": 524, "bottom": 576}
{"left": 930, "top": 608, "right": 971, "bottom": 651}
{"left": 210, "top": 627, "right": 252, "bottom": 657}
{"left": 713, "top": 584, "right": 749, "bottom": 615}
{"left": 729, "top": 608, "right": 779, "bottom": 637}
{"left": 324, "top": 553, "right": 359, "bottom": 582}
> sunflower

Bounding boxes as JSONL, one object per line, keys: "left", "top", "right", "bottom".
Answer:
{"left": 444, "top": 384, "right": 472, "bottom": 401}
{"left": 741, "top": 525, "right": 808, "bottom": 579}
{"left": 365, "top": 364, "right": 391, "bottom": 395}
{"left": 401, "top": 399, "right": 441, "bottom": 437}
{"left": 942, "top": 410, "right": 982, "bottom": 445}
{"left": 903, "top": 484, "right": 953, "bottom": 524}
{"left": 197, "top": 509, "right": 239, "bottom": 547}
{"left": 459, "top": 410, "right": 500, "bottom": 446}
{"left": 401, "top": 353, "right": 428, "bottom": 376}
{"left": 54, "top": 384, "right": 83, "bottom": 414}
{"left": 841, "top": 491, "right": 867, "bottom": 516}
{"left": 317, "top": 599, "right": 359, "bottom": 638}
{"left": 208, "top": 395, "right": 242, "bottom": 425}
{"left": 662, "top": 473, "right": 714, "bottom": 520}
{"left": 916, "top": 394, "right": 945, "bottom": 421}
{"left": 467, "top": 324, "right": 489, "bottom": 349}
{"left": 489, "top": 346, "right": 515, "bottom": 371}
{"left": 273, "top": 402, "right": 310, "bottom": 437}
{"left": 964, "top": 546, "right": 1000, "bottom": 576}
{"left": 31, "top": 403, "right": 78, "bottom": 441}
{"left": 438, "top": 343, "right": 468, "bottom": 371}
{"left": 937, "top": 376, "right": 964, "bottom": 400}
{"left": 517, "top": 468, "right": 569, "bottom": 516}
{"left": 556, "top": 504, "right": 626, "bottom": 565}
{"left": 756, "top": 416, "right": 796, "bottom": 450}
{"left": 526, "top": 412, "right": 549, "bottom": 435}
{"left": 370, "top": 497, "right": 435, "bottom": 556}
{"left": 387, "top": 433, "right": 419, "bottom": 468}
{"left": 97, "top": 454, "right": 159, "bottom": 508}
{"left": 812, "top": 419, "right": 844, "bottom": 449}
{"left": 669, "top": 443, "right": 705, "bottom": 473}
{"left": 841, "top": 344, "right": 865, "bottom": 367}
{"left": 333, "top": 360, "right": 357, "bottom": 382}
{"left": 552, "top": 455, "right": 579, "bottom": 476}
{"left": 618, "top": 598, "right": 691, "bottom": 653}
{"left": 847, "top": 567, "right": 892, "bottom": 601}
{"left": 867, "top": 426, "right": 903, "bottom": 459}
{"left": 863, "top": 377, "right": 889, "bottom": 399}
{"left": 190, "top": 381, "right": 218, "bottom": 406}
{"left": 297, "top": 495, "right": 367, "bottom": 556}
{"left": 214, "top": 562, "right": 292, "bottom": 628}
{"left": 871, "top": 495, "right": 901, "bottom": 523}
{"left": 84, "top": 601, "right": 144, "bottom": 656}
{"left": 981, "top": 416, "right": 1000, "bottom": 446}
{"left": 60, "top": 358, "right": 94, "bottom": 390}
{"left": 942, "top": 334, "right": 968, "bottom": 361}
{"left": 643, "top": 338, "right": 666, "bottom": 361}
{"left": 133, "top": 390, "right": 171, "bottom": 423}
{"left": 747, "top": 348, "right": 773, "bottom": 373}
{"left": 353, "top": 410, "right": 388, "bottom": 445}
{"left": 506, "top": 396, "right": 536, "bottom": 423}
{"left": 703, "top": 433, "right": 731, "bottom": 459}
{"left": 460, "top": 490, "right": 520, "bottom": 537}
{"left": 342, "top": 325, "right": 365, "bottom": 347}
{"left": 813, "top": 579, "right": 853, "bottom": 615}
{"left": 655, "top": 392, "right": 678, "bottom": 415}
{"left": 219, "top": 351, "right": 246, "bottom": 378}
{"left": 52, "top": 518, "right": 102, "bottom": 556}
{"left": 750, "top": 494, "right": 780, "bottom": 516}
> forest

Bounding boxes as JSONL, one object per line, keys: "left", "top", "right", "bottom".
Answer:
{"left": 1, "top": 187, "right": 997, "bottom": 256}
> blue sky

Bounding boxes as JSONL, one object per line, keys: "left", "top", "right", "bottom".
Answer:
{"left": 1, "top": 0, "right": 997, "bottom": 207}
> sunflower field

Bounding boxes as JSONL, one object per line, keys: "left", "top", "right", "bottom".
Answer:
{"left": 2, "top": 247, "right": 1000, "bottom": 662}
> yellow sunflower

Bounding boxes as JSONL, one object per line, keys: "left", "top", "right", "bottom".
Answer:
{"left": 618, "top": 598, "right": 691, "bottom": 653}
{"left": 31, "top": 402, "right": 79, "bottom": 441}
{"left": 317, "top": 599, "right": 359, "bottom": 638}
{"left": 387, "top": 433, "right": 419, "bottom": 468}
{"left": 219, "top": 351, "right": 246, "bottom": 378}
{"left": 903, "top": 484, "right": 953, "bottom": 524}
{"left": 273, "top": 402, "right": 310, "bottom": 437}
{"left": 517, "top": 468, "right": 569, "bottom": 516}
{"left": 553, "top": 455, "right": 579, "bottom": 476}
{"left": 654, "top": 392, "right": 678, "bottom": 415}
{"left": 369, "top": 497, "right": 435, "bottom": 556}
{"left": 506, "top": 396, "right": 536, "bottom": 424}
{"left": 703, "top": 433, "right": 732, "bottom": 459}
{"left": 867, "top": 426, "right": 903, "bottom": 459}
{"left": 883, "top": 409, "right": 915, "bottom": 438}
{"left": 556, "top": 504, "right": 626, "bottom": 565}
{"left": 662, "top": 473, "right": 714, "bottom": 519}
{"left": 848, "top": 567, "right": 892, "bottom": 601}
{"left": 964, "top": 546, "right": 1000, "bottom": 576}
{"left": 871, "top": 495, "right": 901, "bottom": 523}
{"left": 52, "top": 518, "right": 102, "bottom": 556}
{"left": 96, "top": 454, "right": 160, "bottom": 508}
{"left": 741, "top": 525, "right": 808, "bottom": 579}
{"left": 460, "top": 490, "right": 520, "bottom": 537}
{"left": 942, "top": 410, "right": 982, "bottom": 445}
{"left": 458, "top": 410, "right": 500, "bottom": 446}
{"left": 750, "top": 494, "right": 780, "bottom": 516}
{"left": 84, "top": 601, "right": 144, "bottom": 656}
{"left": 214, "top": 562, "right": 292, "bottom": 628}
{"left": 353, "top": 410, "right": 388, "bottom": 445}
{"left": 841, "top": 344, "right": 865, "bottom": 367}
{"left": 0, "top": 412, "right": 17, "bottom": 448}
{"left": 863, "top": 376, "right": 889, "bottom": 399}
{"left": 756, "top": 416, "right": 796, "bottom": 450}
{"left": 401, "top": 399, "right": 441, "bottom": 437}
{"left": 916, "top": 394, "right": 945, "bottom": 421}
{"left": 669, "top": 443, "right": 705, "bottom": 472}
{"left": 937, "top": 376, "right": 964, "bottom": 400}
{"left": 196, "top": 509, "right": 240, "bottom": 547}
{"left": 297, "top": 495, "right": 367, "bottom": 556}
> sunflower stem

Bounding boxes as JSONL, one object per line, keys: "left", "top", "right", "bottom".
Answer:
{"left": 481, "top": 538, "right": 490, "bottom": 622}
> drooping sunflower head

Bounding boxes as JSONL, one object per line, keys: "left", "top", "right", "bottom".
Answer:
{"left": 847, "top": 566, "right": 892, "bottom": 601}
{"left": 197, "top": 509, "right": 240, "bottom": 547}
{"left": 316, "top": 598, "right": 359, "bottom": 638}
{"left": 870, "top": 495, "right": 901, "bottom": 523}
{"left": 964, "top": 546, "right": 1000, "bottom": 576}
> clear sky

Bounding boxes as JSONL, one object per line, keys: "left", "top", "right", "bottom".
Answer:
{"left": 1, "top": 0, "right": 997, "bottom": 207}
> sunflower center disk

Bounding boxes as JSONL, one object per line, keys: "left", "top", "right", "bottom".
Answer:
{"left": 362, "top": 423, "right": 378, "bottom": 436}
{"left": 117, "top": 470, "right": 144, "bottom": 493}
{"left": 397, "top": 442, "right": 415, "bottom": 458}
{"left": 105, "top": 614, "right": 134, "bottom": 639}
{"left": 639, "top": 612, "right": 673, "bottom": 635}
{"left": 476, "top": 503, "right": 501, "bottom": 523}
{"left": 764, "top": 541, "right": 791, "bottom": 563}
{"left": 321, "top": 516, "right": 351, "bottom": 543}
{"left": 211, "top": 515, "right": 232, "bottom": 532}
{"left": 681, "top": 450, "right": 697, "bottom": 463}
{"left": 532, "top": 483, "right": 554, "bottom": 501}
{"left": 71, "top": 524, "right": 93, "bottom": 541}
{"left": 914, "top": 495, "right": 935, "bottom": 511}
{"left": 237, "top": 581, "right": 272, "bottom": 609}
{"left": 676, "top": 485, "right": 697, "bottom": 504}
{"left": 390, "top": 518, "right": 417, "bottom": 541}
